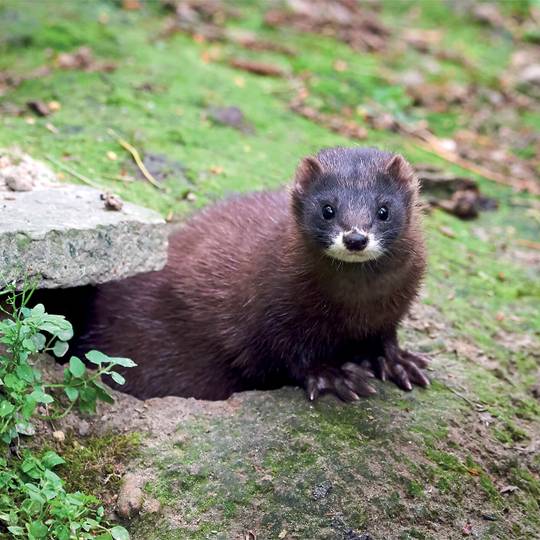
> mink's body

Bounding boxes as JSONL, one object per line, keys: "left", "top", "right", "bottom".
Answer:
{"left": 49, "top": 147, "right": 430, "bottom": 401}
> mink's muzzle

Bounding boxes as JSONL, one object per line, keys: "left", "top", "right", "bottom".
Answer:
{"left": 343, "top": 231, "right": 368, "bottom": 251}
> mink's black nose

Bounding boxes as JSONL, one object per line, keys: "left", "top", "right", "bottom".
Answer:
{"left": 343, "top": 232, "right": 368, "bottom": 251}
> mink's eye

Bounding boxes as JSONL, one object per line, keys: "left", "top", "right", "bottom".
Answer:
{"left": 322, "top": 205, "right": 335, "bottom": 220}
{"left": 377, "top": 206, "right": 389, "bottom": 221}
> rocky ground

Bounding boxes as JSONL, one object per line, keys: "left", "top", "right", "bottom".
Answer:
{"left": 1, "top": 1, "right": 539, "bottom": 539}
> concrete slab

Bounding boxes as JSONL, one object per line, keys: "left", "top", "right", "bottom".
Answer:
{"left": 0, "top": 180, "right": 168, "bottom": 289}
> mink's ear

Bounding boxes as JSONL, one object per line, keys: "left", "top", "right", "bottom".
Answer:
{"left": 385, "top": 154, "right": 416, "bottom": 186}
{"left": 294, "top": 156, "right": 323, "bottom": 191}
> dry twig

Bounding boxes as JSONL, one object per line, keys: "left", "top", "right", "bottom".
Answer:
{"left": 108, "top": 129, "right": 165, "bottom": 190}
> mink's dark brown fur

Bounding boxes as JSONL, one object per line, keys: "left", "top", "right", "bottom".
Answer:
{"left": 38, "top": 147, "right": 430, "bottom": 401}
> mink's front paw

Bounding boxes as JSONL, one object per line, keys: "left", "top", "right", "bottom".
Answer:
{"left": 372, "top": 350, "right": 430, "bottom": 391}
{"left": 305, "top": 363, "right": 377, "bottom": 402}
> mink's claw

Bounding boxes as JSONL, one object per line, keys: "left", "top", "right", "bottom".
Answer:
{"left": 401, "top": 350, "right": 430, "bottom": 369}
{"left": 305, "top": 363, "right": 376, "bottom": 402}
{"left": 371, "top": 350, "right": 430, "bottom": 391}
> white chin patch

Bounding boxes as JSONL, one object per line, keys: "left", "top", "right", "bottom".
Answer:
{"left": 325, "top": 231, "right": 383, "bottom": 263}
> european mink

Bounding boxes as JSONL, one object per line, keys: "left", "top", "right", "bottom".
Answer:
{"left": 54, "top": 147, "right": 430, "bottom": 401}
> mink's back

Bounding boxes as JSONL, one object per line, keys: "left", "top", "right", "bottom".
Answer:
{"left": 71, "top": 189, "right": 293, "bottom": 399}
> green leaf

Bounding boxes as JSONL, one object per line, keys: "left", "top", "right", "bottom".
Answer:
{"left": 4, "top": 373, "right": 24, "bottom": 391}
{"left": 31, "top": 333, "right": 46, "bottom": 351}
{"left": 31, "top": 304, "right": 45, "bottom": 316}
{"left": 0, "top": 400, "right": 15, "bottom": 417}
{"left": 15, "top": 421, "right": 35, "bottom": 436}
{"left": 22, "top": 396, "right": 37, "bottom": 418}
{"left": 21, "top": 456, "right": 42, "bottom": 479}
{"left": 85, "top": 350, "right": 108, "bottom": 365}
{"left": 110, "top": 526, "right": 130, "bottom": 540}
{"left": 64, "top": 386, "right": 79, "bottom": 402}
{"left": 69, "top": 357, "right": 86, "bottom": 378}
{"left": 93, "top": 382, "right": 115, "bottom": 405}
{"left": 38, "top": 317, "right": 74, "bottom": 341}
{"left": 16, "top": 363, "right": 36, "bottom": 383}
{"left": 29, "top": 389, "right": 54, "bottom": 404}
{"left": 28, "top": 520, "right": 48, "bottom": 538}
{"left": 54, "top": 525, "right": 70, "bottom": 540}
{"left": 7, "top": 526, "right": 24, "bottom": 536}
{"left": 41, "top": 451, "right": 65, "bottom": 469}
{"left": 110, "top": 357, "right": 137, "bottom": 368}
{"left": 78, "top": 386, "right": 97, "bottom": 413}
{"left": 110, "top": 371, "right": 125, "bottom": 385}
{"left": 22, "top": 337, "right": 37, "bottom": 353}
{"left": 52, "top": 340, "right": 69, "bottom": 358}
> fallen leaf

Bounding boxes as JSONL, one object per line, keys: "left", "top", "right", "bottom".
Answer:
{"left": 229, "top": 58, "right": 286, "bottom": 77}
{"left": 27, "top": 100, "right": 51, "bottom": 116}
{"left": 57, "top": 46, "right": 116, "bottom": 72}
{"left": 230, "top": 32, "right": 296, "bottom": 56}
{"left": 48, "top": 100, "right": 61, "bottom": 112}
{"left": 107, "top": 151, "right": 118, "bottom": 161}
{"left": 499, "top": 485, "right": 519, "bottom": 494}
{"left": 122, "top": 0, "right": 141, "bottom": 10}
{"left": 265, "top": 1, "right": 389, "bottom": 52}
{"left": 439, "top": 226, "right": 456, "bottom": 238}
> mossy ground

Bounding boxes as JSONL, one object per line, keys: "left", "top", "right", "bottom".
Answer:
{"left": 1, "top": 1, "right": 539, "bottom": 539}
{"left": 57, "top": 432, "right": 141, "bottom": 505}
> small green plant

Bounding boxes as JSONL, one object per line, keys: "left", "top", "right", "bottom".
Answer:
{"left": 0, "top": 284, "right": 134, "bottom": 539}
{"left": 0, "top": 452, "right": 128, "bottom": 540}
{"left": 0, "top": 286, "right": 136, "bottom": 444}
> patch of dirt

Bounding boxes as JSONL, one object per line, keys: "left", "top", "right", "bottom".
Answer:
{"left": 128, "top": 152, "right": 188, "bottom": 184}
{"left": 205, "top": 105, "right": 255, "bottom": 134}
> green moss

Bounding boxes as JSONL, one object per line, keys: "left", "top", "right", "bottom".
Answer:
{"left": 406, "top": 479, "right": 425, "bottom": 498}
{"left": 15, "top": 233, "right": 31, "bottom": 251}
{"left": 58, "top": 431, "right": 141, "bottom": 501}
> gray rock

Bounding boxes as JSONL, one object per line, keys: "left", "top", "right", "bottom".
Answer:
{"left": 312, "top": 480, "right": 333, "bottom": 500}
{"left": 117, "top": 473, "right": 144, "bottom": 519}
{"left": 519, "top": 64, "right": 540, "bottom": 86}
{"left": 0, "top": 184, "right": 168, "bottom": 288}
{"left": 5, "top": 174, "right": 35, "bottom": 192}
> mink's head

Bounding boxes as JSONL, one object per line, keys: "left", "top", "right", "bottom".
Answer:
{"left": 291, "top": 147, "right": 419, "bottom": 264}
